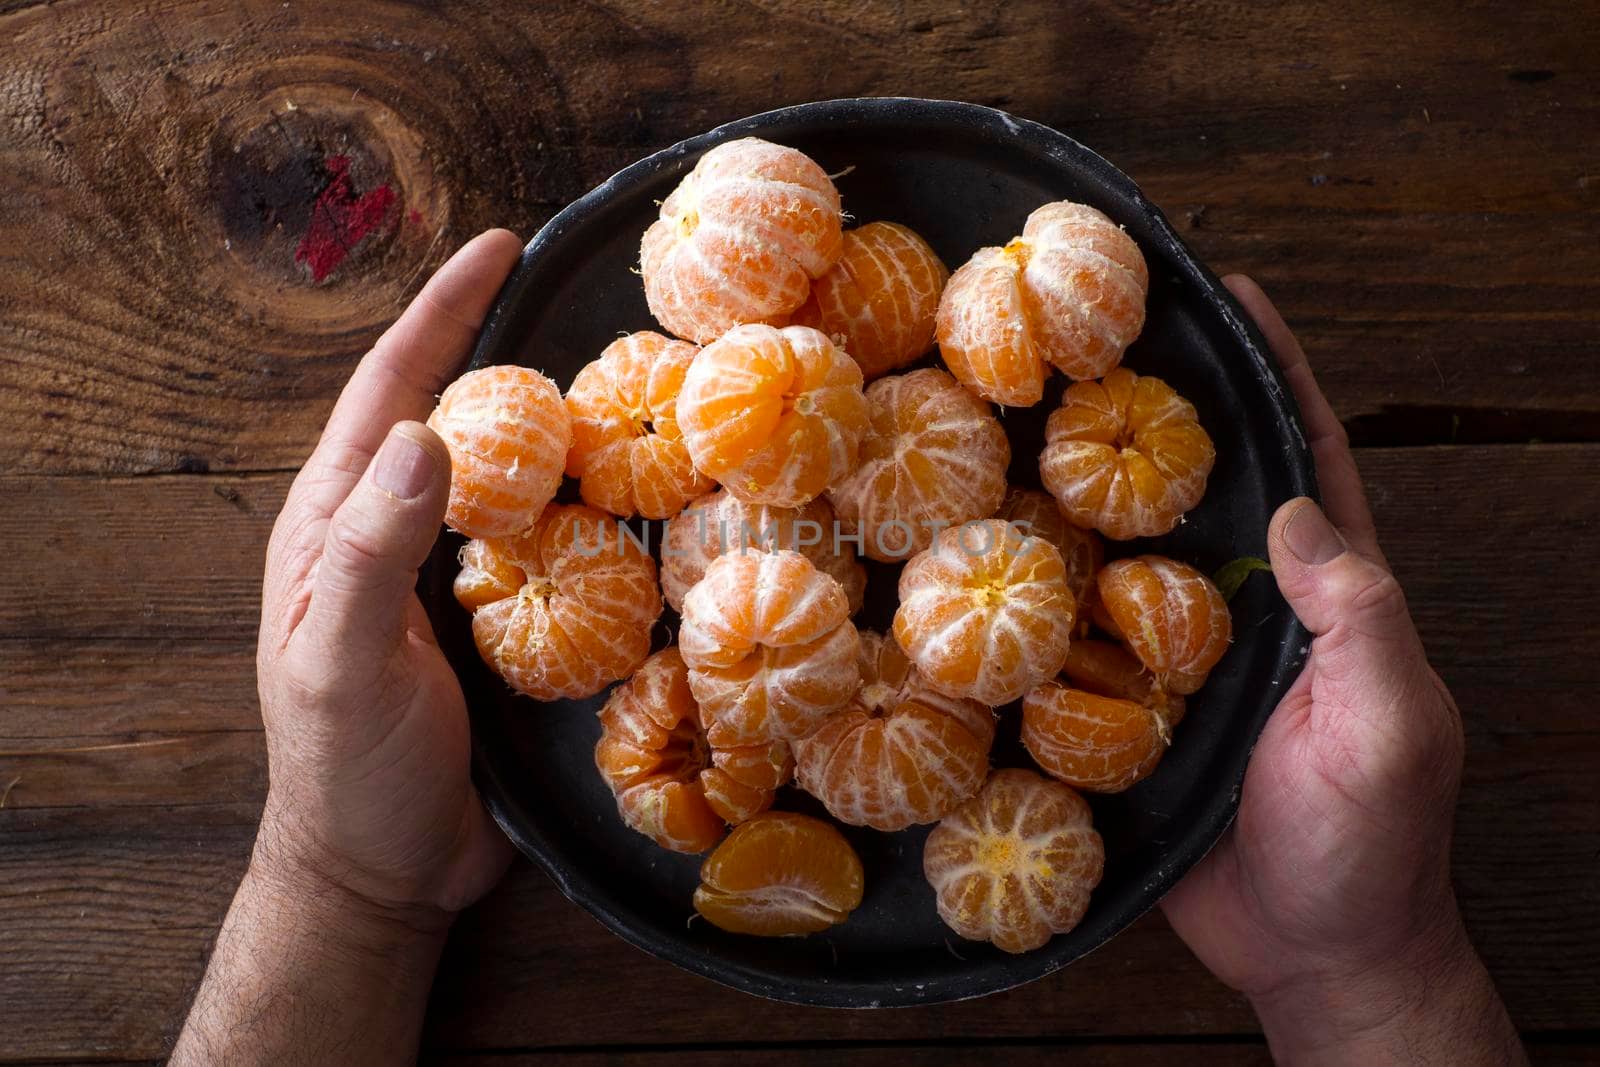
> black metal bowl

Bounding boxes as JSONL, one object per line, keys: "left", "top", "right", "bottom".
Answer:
{"left": 419, "top": 97, "right": 1315, "bottom": 1008}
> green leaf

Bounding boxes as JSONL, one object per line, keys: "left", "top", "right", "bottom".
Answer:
{"left": 1214, "top": 556, "right": 1273, "bottom": 601}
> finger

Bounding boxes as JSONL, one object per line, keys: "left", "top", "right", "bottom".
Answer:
{"left": 304, "top": 228, "right": 524, "bottom": 507}
{"left": 1224, "top": 274, "right": 1381, "bottom": 557}
{"left": 263, "top": 230, "right": 521, "bottom": 646}
{"left": 295, "top": 421, "right": 452, "bottom": 671}
{"left": 1268, "top": 497, "right": 1431, "bottom": 700}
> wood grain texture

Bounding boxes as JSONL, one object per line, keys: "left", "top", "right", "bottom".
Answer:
{"left": 2, "top": 0, "right": 1597, "bottom": 475}
{"left": 1, "top": 446, "right": 1596, "bottom": 1058}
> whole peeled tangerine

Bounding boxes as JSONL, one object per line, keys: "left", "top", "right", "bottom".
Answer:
{"left": 936, "top": 200, "right": 1148, "bottom": 407}
{"left": 676, "top": 323, "right": 868, "bottom": 508}
{"left": 1040, "top": 368, "right": 1215, "bottom": 540}
{"left": 427, "top": 364, "right": 572, "bottom": 539}
{"left": 1096, "top": 555, "right": 1232, "bottom": 696}
{"left": 640, "top": 137, "right": 844, "bottom": 345}
{"left": 791, "top": 220, "right": 949, "bottom": 380}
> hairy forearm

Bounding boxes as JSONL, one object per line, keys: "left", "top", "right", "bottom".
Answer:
{"left": 171, "top": 829, "right": 449, "bottom": 1065}
{"left": 1251, "top": 918, "right": 1527, "bottom": 1066}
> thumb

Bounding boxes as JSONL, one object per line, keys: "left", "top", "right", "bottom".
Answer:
{"left": 1268, "top": 496, "right": 1430, "bottom": 688}
{"left": 302, "top": 421, "right": 451, "bottom": 667}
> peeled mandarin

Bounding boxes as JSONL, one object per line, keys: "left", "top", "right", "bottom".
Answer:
{"left": 427, "top": 364, "right": 572, "bottom": 538}
{"left": 794, "top": 630, "right": 996, "bottom": 831}
{"left": 923, "top": 768, "right": 1105, "bottom": 954}
{"left": 936, "top": 200, "right": 1147, "bottom": 407}
{"left": 659, "top": 488, "right": 865, "bottom": 614}
{"left": 1040, "top": 367, "right": 1216, "bottom": 540}
{"left": 893, "top": 519, "right": 1076, "bottom": 706}
{"left": 1022, "top": 682, "right": 1169, "bottom": 793}
{"left": 564, "top": 331, "right": 713, "bottom": 519}
{"left": 994, "top": 487, "right": 1104, "bottom": 631}
{"left": 827, "top": 368, "right": 1010, "bottom": 562}
{"left": 1096, "top": 555, "right": 1232, "bottom": 695}
{"left": 453, "top": 504, "right": 661, "bottom": 701}
{"left": 679, "top": 549, "right": 861, "bottom": 746}
{"left": 595, "top": 648, "right": 792, "bottom": 853}
{"left": 1063, "top": 638, "right": 1185, "bottom": 727}
{"left": 791, "top": 221, "right": 948, "bottom": 380}
{"left": 693, "top": 811, "right": 865, "bottom": 936}
{"left": 641, "top": 137, "right": 843, "bottom": 344}
{"left": 677, "top": 323, "right": 868, "bottom": 507}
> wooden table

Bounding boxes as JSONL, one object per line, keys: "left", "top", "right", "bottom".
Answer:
{"left": 3, "top": 2, "right": 1597, "bottom": 1062}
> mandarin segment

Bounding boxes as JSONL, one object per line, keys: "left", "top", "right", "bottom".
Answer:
{"left": 564, "top": 331, "right": 713, "bottom": 519}
{"left": 936, "top": 200, "right": 1147, "bottom": 407}
{"left": 680, "top": 549, "right": 861, "bottom": 746}
{"left": 1097, "top": 556, "right": 1232, "bottom": 695}
{"left": 453, "top": 504, "right": 661, "bottom": 701}
{"left": 1063, "top": 638, "right": 1185, "bottom": 727}
{"left": 693, "top": 811, "right": 865, "bottom": 936}
{"left": 827, "top": 368, "right": 1010, "bottom": 562}
{"left": 595, "top": 648, "right": 791, "bottom": 853}
{"left": 794, "top": 631, "right": 996, "bottom": 831}
{"left": 641, "top": 137, "right": 844, "bottom": 344}
{"left": 427, "top": 364, "right": 572, "bottom": 538}
{"left": 923, "top": 768, "right": 1105, "bottom": 953}
{"left": 1040, "top": 367, "right": 1216, "bottom": 540}
{"left": 893, "top": 519, "right": 1076, "bottom": 706}
{"left": 659, "top": 488, "right": 865, "bottom": 614}
{"left": 791, "top": 221, "right": 949, "bottom": 379}
{"left": 677, "top": 323, "right": 869, "bottom": 507}
{"left": 994, "top": 487, "right": 1104, "bottom": 630}
{"left": 1022, "top": 682, "right": 1169, "bottom": 792}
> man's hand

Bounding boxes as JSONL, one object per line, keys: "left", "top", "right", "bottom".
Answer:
{"left": 1161, "top": 276, "right": 1525, "bottom": 1064}
{"left": 173, "top": 230, "right": 523, "bottom": 1064}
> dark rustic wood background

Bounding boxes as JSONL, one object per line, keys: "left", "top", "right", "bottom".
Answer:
{"left": 2, "top": 1, "right": 1597, "bottom": 1063}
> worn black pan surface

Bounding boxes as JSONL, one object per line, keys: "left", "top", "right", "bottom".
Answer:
{"left": 419, "top": 97, "right": 1316, "bottom": 1008}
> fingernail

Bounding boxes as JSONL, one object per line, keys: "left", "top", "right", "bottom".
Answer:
{"left": 373, "top": 427, "right": 435, "bottom": 500}
{"left": 1283, "top": 500, "right": 1345, "bottom": 565}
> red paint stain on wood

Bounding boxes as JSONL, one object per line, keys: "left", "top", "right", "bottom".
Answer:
{"left": 294, "top": 156, "right": 396, "bottom": 282}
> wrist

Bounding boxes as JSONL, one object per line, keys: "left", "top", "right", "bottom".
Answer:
{"left": 249, "top": 804, "right": 455, "bottom": 950}
{"left": 1250, "top": 915, "right": 1512, "bottom": 1065}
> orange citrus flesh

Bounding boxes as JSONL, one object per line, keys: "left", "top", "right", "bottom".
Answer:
{"left": 453, "top": 504, "right": 661, "bottom": 701}
{"left": 1040, "top": 367, "right": 1216, "bottom": 540}
{"left": 659, "top": 488, "right": 865, "bottom": 615}
{"left": 677, "top": 323, "right": 869, "bottom": 507}
{"left": 679, "top": 549, "right": 861, "bottom": 746}
{"left": 1096, "top": 555, "right": 1232, "bottom": 695}
{"left": 994, "top": 487, "right": 1104, "bottom": 633}
{"left": 641, "top": 137, "right": 843, "bottom": 344}
{"left": 936, "top": 200, "right": 1147, "bottom": 407}
{"left": 694, "top": 811, "right": 865, "bottom": 936}
{"left": 564, "top": 331, "right": 713, "bottom": 519}
{"left": 1063, "top": 638, "right": 1185, "bottom": 727}
{"left": 791, "top": 221, "right": 948, "bottom": 380}
{"left": 794, "top": 630, "right": 997, "bottom": 831}
{"left": 923, "top": 768, "right": 1105, "bottom": 953}
{"left": 1022, "top": 682, "right": 1169, "bottom": 793}
{"left": 893, "top": 519, "right": 1076, "bottom": 706}
{"left": 827, "top": 367, "right": 1010, "bottom": 562}
{"left": 595, "top": 648, "right": 792, "bottom": 853}
{"left": 427, "top": 364, "right": 572, "bottom": 538}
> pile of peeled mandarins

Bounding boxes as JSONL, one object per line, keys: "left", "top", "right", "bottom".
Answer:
{"left": 428, "top": 137, "right": 1232, "bottom": 955}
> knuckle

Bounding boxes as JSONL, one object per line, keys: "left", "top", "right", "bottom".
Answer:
{"left": 323, "top": 507, "right": 389, "bottom": 577}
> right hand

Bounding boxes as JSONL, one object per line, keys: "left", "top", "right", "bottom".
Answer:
{"left": 1160, "top": 276, "right": 1523, "bottom": 1064}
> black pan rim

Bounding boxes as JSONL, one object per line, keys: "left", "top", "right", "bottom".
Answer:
{"left": 454, "top": 96, "right": 1317, "bottom": 1009}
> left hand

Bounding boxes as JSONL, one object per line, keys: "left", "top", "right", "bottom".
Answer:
{"left": 254, "top": 228, "right": 523, "bottom": 921}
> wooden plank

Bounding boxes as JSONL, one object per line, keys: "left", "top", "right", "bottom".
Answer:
{"left": 3, "top": 1, "right": 1598, "bottom": 475}
{"left": 0, "top": 474, "right": 281, "bottom": 642}
{"left": 423, "top": 1045, "right": 1273, "bottom": 1066}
